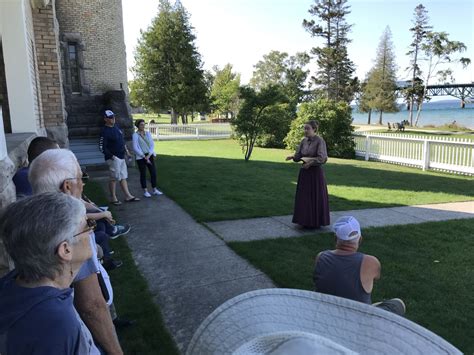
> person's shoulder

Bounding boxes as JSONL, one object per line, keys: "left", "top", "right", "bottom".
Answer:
{"left": 362, "top": 254, "right": 381, "bottom": 267}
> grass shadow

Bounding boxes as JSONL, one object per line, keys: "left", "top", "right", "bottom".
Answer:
{"left": 152, "top": 151, "right": 473, "bottom": 221}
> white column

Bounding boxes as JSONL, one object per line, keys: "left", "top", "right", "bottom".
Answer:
{"left": 0, "top": 0, "right": 38, "bottom": 133}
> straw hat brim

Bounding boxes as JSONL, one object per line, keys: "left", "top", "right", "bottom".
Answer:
{"left": 186, "top": 288, "right": 460, "bottom": 354}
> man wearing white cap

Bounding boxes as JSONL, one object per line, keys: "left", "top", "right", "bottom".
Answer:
{"left": 99, "top": 109, "right": 139, "bottom": 205}
{"left": 313, "top": 215, "right": 405, "bottom": 316}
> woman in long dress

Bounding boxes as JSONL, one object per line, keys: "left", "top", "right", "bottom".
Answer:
{"left": 286, "top": 120, "right": 330, "bottom": 228}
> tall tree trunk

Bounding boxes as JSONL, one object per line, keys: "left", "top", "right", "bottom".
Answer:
{"left": 367, "top": 109, "right": 372, "bottom": 124}
{"left": 171, "top": 108, "right": 178, "bottom": 124}
{"left": 378, "top": 110, "right": 383, "bottom": 125}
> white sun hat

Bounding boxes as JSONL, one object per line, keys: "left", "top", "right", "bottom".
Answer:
{"left": 186, "top": 289, "right": 461, "bottom": 355}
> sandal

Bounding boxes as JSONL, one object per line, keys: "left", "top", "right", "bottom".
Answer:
{"left": 110, "top": 200, "right": 122, "bottom": 206}
{"left": 125, "top": 197, "right": 140, "bottom": 202}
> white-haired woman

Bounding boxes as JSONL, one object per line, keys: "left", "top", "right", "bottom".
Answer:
{"left": 0, "top": 193, "right": 100, "bottom": 354}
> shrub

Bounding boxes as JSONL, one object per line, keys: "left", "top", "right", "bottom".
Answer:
{"left": 284, "top": 99, "right": 355, "bottom": 158}
{"left": 256, "top": 103, "right": 295, "bottom": 148}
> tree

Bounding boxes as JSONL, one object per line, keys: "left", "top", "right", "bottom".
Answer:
{"left": 406, "top": 4, "right": 432, "bottom": 125}
{"left": 414, "top": 31, "right": 470, "bottom": 126}
{"left": 248, "top": 51, "right": 310, "bottom": 148}
{"left": 284, "top": 99, "right": 355, "bottom": 158}
{"left": 210, "top": 64, "right": 241, "bottom": 119}
{"left": 303, "top": 0, "right": 357, "bottom": 103}
{"left": 132, "top": 0, "right": 208, "bottom": 124}
{"left": 232, "top": 85, "right": 286, "bottom": 161}
{"left": 360, "top": 26, "right": 399, "bottom": 124}
{"left": 250, "top": 51, "right": 310, "bottom": 108}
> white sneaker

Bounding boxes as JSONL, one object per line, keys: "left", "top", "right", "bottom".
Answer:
{"left": 152, "top": 188, "right": 163, "bottom": 195}
{"left": 144, "top": 191, "right": 151, "bottom": 198}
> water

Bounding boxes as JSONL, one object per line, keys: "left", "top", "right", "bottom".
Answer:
{"left": 351, "top": 100, "right": 474, "bottom": 129}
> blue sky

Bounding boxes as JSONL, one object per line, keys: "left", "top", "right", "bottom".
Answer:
{"left": 122, "top": 0, "right": 473, "bottom": 84}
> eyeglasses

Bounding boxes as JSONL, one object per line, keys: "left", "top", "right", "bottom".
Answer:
{"left": 72, "top": 218, "right": 97, "bottom": 239}
{"left": 60, "top": 172, "right": 89, "bottom": 189}
{"left": 55, "top": 219, "right": 96, "bottom": 255}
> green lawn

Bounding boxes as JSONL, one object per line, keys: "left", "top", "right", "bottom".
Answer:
{"left": 84, "top": 182, "right": 179, "bottom": 355}
{"left": 228, "top": 219, "right": 474, "bottom": 353}
{"left": 154, "top": 140, "right": 474, "bottom": 222}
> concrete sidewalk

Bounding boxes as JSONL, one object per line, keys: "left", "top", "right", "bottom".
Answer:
{"left": 93, "top": 169, "right": 274, "bottom": 352}
{"left": 91, "top": 167, "right": 473, "bottom": 353}
{"left": 205, "top": 201, "right": 474, "bottom": 242}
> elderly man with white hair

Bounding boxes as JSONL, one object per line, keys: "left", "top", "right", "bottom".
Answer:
{"left": 29, "top": 149, "right": 123, "bottom": 355}
{"left": 313, "top": 216, "right": 406, "bottom": 316}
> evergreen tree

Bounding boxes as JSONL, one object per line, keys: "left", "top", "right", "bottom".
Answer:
{"left": 132, "top": 0, "right": 207, "bottom": 123}
{"left": 406, "top": 4, "right": 432, "bottom": 125}
{"left": 303, "top": 0, "right": 357, "bottom": 103}
{"left": 361, "top": 26, "right": 399, "bottom": 124}
{"left": 210, "top": 64, "right": 241, "bottom": 119}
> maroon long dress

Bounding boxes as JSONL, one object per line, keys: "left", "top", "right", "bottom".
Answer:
{"left": 292, "top": 135, "right": 330, "bottom": 228}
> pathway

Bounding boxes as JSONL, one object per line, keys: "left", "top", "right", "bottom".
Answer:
{"left": 205, "top": 201, "right": 474, "bottom": 242}
{"left": 93, "top": 170, "right": 275, "bottom": 352}
{"left": 91, "top": 169, "right": 473, "bottom": 353}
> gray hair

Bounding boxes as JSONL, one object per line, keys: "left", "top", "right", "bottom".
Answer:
{"left": 0, "top": 193, "right": 86, "bottom": 282}
{"left": 29, "top": 149, "right": 79, "bottom": 194}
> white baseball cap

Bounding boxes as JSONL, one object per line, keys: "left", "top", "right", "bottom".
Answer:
{"left": 104, "top": 110, "right": 115, "bottom": 118}
{"left": 333, "top": 216, "right": 361, "bottom": 241}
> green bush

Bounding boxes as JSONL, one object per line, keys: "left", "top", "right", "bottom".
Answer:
{"left": 284, "top": 99, "right": 355, "bottom": 158}
{"left": 256, "top": 103, "right": 295, "bottom": 148}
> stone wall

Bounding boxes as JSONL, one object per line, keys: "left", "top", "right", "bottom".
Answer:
{"left": 0, "top": 47, "right": 12, "bottom": 134}
{"left": 32, "top": 1, "right": 68, "bottom": 147}
{"left": 55, "top": 0, "right": 129, "bottom": 96}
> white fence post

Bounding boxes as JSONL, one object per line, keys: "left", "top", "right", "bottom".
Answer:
{"left": 422, "top": 139, "right": 430, "bottom": 171}
{"left": 156, "top": 125, "right": 160, "bottom": 141}
{"left": 196, "top": 126, "right": 199, "bottom": 139}
{"left": 365, "top": 136, "right": 371, "bottom": 161}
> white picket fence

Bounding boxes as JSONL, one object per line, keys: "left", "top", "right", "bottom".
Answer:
{"left": 353, "top": 132, "right": 474, "bottom": 175}
{"left": 147, "top": 123, "right": 232, "bottom": 141}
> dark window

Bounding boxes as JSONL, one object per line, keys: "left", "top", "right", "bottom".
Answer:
{"left": 68, "top": 43, "right": 81, "bottom": 93}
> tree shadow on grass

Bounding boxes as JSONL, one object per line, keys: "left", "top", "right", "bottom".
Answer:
{"left": 154, "top": 155, "right": 473, "bottom": 221}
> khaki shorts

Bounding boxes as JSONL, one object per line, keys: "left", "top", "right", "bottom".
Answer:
{"left": 107, "top": 157, "right": 128, "bottom": 181}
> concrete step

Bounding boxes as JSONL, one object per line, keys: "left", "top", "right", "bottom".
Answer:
{"left": 69, "top": 138, "right": 107, "bottom": 169}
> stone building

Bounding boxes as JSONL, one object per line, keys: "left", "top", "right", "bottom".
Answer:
{"left": 0, "top": 0, "right": 132, "bottom": 274}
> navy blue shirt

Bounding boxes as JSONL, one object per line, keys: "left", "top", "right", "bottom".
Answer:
{"left": 0, "top": 271, "right": 100, "bottom": 354}
{"left": 12, "top": 167, "right": 32, "bottom": 198}
{"left": 99, "top": 125, "right": 125, "bottom": 160}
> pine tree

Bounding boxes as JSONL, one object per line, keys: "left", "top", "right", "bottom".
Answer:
{"left": 361, "top": 26, "right": 399, "bottom": 124}
{"left": 406, "top": 4, "right": 432, "bottom": 126}
{"left": 303, "top": 0, "right": 357, "bottom": 103}
{"left": 132, "top": 0, "right": 207, "bottom": 123}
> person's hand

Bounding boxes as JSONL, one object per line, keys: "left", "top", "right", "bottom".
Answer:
{"left": 302, "top": 162, "right": 311, "bottom": 169}
{"left": 285, "top": 155, "right": 294, "bottom": 161}
{"left": 102, "top": 211, "right": 115, "bottom": 223}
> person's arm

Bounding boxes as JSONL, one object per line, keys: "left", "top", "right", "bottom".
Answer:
{"left": 305, "top": 138, "right": 328, "bottom": 168}
{"left": 86, "top": 210, "right": 114, "bottom": 223}
{"left": 147, "top": 131, "right": 156, "bottom": 156}
{"left": 99, "top": 129, "right": 113, "bottom": 160}
{"left": 74, "top": 274, "right": 123, "bottom": 355}
{"left": 292, "top": 141, "right": 304, "bottom": 162}
{"left": 132, "top": 133, "right": 144, "bottom": 159}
